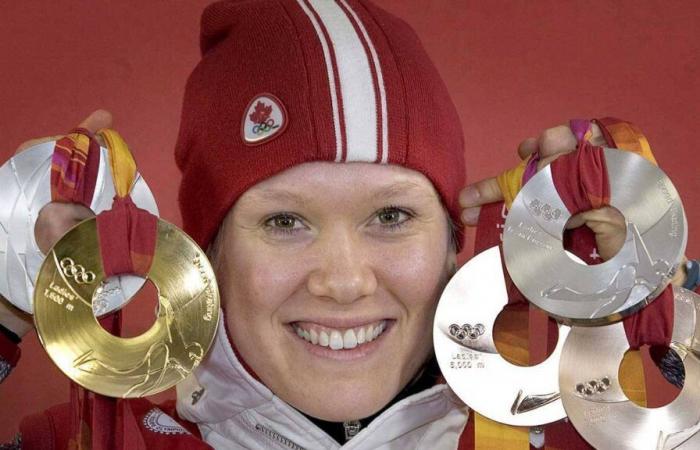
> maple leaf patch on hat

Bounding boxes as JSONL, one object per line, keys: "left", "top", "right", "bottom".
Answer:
{"left": 241, "top": 93, "right": 288, "bottom": 145}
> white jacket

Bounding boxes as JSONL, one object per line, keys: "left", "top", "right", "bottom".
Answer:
{"left": 176, "top": 316, "right": 471, "bottom": 449}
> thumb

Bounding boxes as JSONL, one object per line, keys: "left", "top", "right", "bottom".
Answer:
{"left": 78, "top": 109, "right": 113, "bottom": 133}
{"left": 77, "top": 109, "right": 113, "bottom": 147}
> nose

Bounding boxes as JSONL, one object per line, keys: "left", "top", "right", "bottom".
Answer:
{"left": 306, "top": 229, "right": 377, "bottom": 304}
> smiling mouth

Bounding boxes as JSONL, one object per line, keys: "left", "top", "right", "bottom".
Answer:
{"left": 291, "top": 320, "right": 388, "bottom": 350}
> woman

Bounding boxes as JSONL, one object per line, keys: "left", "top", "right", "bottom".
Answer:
{"left": 0, "top": 0, "right": 693, "bottom": 448}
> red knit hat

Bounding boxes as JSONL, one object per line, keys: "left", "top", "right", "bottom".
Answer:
{"left": 176, "top": 0, "right": 466, "bottom": 251}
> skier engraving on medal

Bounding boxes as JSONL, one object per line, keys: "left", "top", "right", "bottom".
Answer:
{"left": 542, "top": 223, "right": 672, "bottom": 317}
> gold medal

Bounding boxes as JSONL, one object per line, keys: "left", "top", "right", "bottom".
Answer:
{"left": 33, "top": 218, "right": 219, "bottom": 398}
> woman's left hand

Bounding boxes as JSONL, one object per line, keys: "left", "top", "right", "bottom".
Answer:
{"left": 458, "top": 123, "right": 626, "bottom": 261}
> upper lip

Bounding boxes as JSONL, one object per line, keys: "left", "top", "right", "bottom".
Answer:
{"left": 289, "top": 317, "right": 393, "bottom": 329}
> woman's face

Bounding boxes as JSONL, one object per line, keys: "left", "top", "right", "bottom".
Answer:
{"left": 212, "top": 162, "right": 455, "bottom": 421}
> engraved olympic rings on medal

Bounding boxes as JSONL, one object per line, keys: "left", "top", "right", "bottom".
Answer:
{"left": 60, "top": 257, "right": 96, "bottom": 285}
{"left": 33, "top": 218, "right": 220, "bottom": 398}
{"left": 0, "top": 141, "right": 158, "bottom": 314}
{"left": 574, "top": 376, "right": 611, "bottom": 398}
{"left": 449, "top": 323, "right": 485, "bottom": 341}
{"left": 434, "top": 246, "right": 569, "bottom": 426}
{"left": 503, "top": 148, "right": 687, "bottom": 325}
{"left": 560, "top": 287, "right": 700, "bottom": 450}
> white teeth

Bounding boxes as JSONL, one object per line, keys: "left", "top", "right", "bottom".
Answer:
{"left": 356, "top": 327, "right": 366, "bottom": 344}
{"left": 319, "top": 331, "right": 329, "bottom": 347}
{"left": 329, "top": 330, "right": 344, "bottom": 350}
{"left": 294, "top": 320, "right": 387, "bottom": 350}
{"left": 366, "top": 325, "right": 375, "bottom": 342}
{"left": 343, "top": 329, "right": 358, "bottom": 349}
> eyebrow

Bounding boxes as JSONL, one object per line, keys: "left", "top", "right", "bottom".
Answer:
{"left": 248, "top": 180, "right": 434, "bottom": 207}
{"left": 370, "top": 181, "right": 435, "bottom": 201}
{"left": 248, "top": 189, "right": 310, "bottom": 207}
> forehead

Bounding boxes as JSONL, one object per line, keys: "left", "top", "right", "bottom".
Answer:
{"left": 237, "top": 162, "right": 441, "bottom": 207}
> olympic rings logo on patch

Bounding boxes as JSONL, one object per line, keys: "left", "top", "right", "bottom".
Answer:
{"left": 60, "top": 257, "right": 96, "bottom": 285}
{"left": 252, "top": 118, "right": 280, "bottom": 135}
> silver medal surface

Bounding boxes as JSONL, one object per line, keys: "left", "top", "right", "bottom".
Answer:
{"left": 434, "top": 246, "right": 569, "bottom": 426}
{"left": 503, "top": 148, "right": 687, "bottom": 325}
{"left": 0, "top": 141, "right": 158, "bottom": 314}
{"left": 560, "top": 287, "right": 700, "bottom": 450}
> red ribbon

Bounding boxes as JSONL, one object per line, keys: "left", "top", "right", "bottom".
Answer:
{"left": 96, "top": 197, "right": 158, "bottom": 278}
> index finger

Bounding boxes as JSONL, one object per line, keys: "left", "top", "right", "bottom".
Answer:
{"left": 459, "top": 177, "right": 503, "bottom": 208}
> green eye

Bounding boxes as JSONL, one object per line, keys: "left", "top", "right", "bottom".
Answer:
{"left": 264, "top": 213, "right": 305, "bottom": 236}
{"left": 273, "top": 214, "right": 296, "bottom": 229}
{"left": 378, "top": 208, "right": 402, "bottom": 224}
{"left": 374, "top": 206, "right": 413, "bottom": 230}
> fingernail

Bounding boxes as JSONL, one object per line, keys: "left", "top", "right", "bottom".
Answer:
{"left": 460, "top": 186, "right": 480, "bottom": 207}
{"left": 461, "top": 208, "right": 480, "bottom": 225}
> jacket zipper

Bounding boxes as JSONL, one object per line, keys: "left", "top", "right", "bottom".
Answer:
{"left": 343, "top": 420, "right": 362, "bottom": 441}
{"left": 254, "top": 423, "right": 306, "bottom": 450}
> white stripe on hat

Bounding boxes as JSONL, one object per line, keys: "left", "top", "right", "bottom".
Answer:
{"left": 338, "top": 0, "right": 388, "bottom": 164}
{"left": 296, "top": 0, "right": 344, "bottom": 162}
{"left": 303, "top": 0, "right": 381, "bottom": 163}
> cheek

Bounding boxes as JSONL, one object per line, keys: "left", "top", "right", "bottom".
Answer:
{"left": 374, "top": 229, "right": 450, "bottom": 371}
{"left": 379, "top": 232, "right": 451, "bottom": 314}
{"left": 377, "top": 232, "right": 451, "bottom": 383}
{"left": 218, "top": 236, "right": 308, "bottom": 326}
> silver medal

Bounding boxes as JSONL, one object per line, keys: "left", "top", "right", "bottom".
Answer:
{"left": 503, "top": 148, "right": 687, "bottom": 325}
{"left": 0, "top": 141, "right": 158, "bottom": 315}
{"left": 434, "top": 246, "right": 569, "bottom": 426}
{"left": 560, "top": 287, "right": 700, "bottom": 450}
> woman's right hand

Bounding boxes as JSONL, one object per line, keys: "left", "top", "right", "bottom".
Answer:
{"left": 0, "top": 110, "right": 112, "bottom": 338}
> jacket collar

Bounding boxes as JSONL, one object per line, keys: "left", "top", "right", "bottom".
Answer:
{"left": 176, "top": 314, "right": 465, "bottom": 449}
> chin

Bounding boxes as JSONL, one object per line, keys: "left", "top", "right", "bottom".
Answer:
{"left": 288, "top": 378, "right": 399, "bottom": 422}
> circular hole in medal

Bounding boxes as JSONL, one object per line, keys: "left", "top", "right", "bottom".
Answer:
{"left": 493, "top": 305, "right": 559, "bottom": 367}
{"left": 562, "top": 206, "right": 627, "bottom": 266}
{"left": 618, "top": 346, "right": 684, "bottom": 408}
{"left": 92, "top": 276, "right": 160, "bottom": 338}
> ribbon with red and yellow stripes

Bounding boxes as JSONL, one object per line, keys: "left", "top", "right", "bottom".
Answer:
{"left": 594, "top": 117, "right": 656, "bottom": 165}
{"left": 51, "top": 128, "right": 100, "bottom": 206}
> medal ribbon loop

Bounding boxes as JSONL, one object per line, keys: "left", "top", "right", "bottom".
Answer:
{"left": 95, "top": 130, "right": 157, "bottom": 278}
